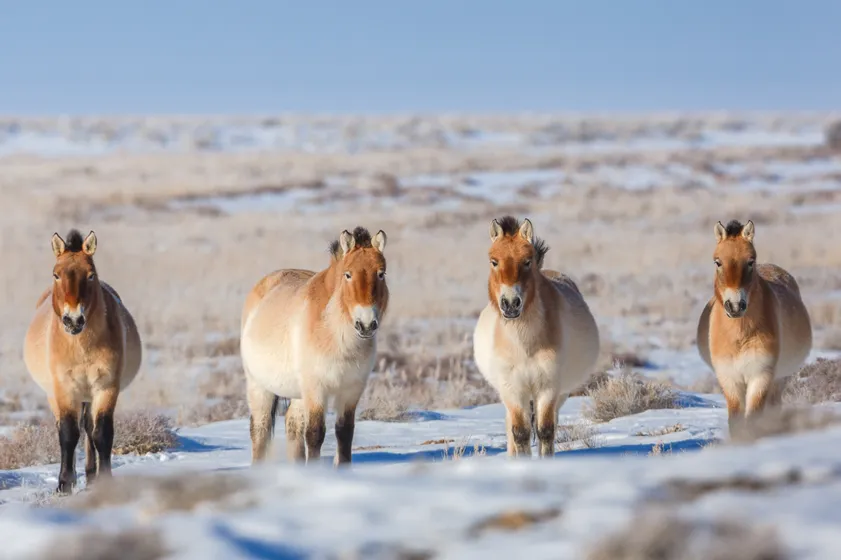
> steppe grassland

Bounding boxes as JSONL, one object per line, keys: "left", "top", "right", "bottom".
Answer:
{"left": 1, "top": 114, "right": 841, "bottom": 423}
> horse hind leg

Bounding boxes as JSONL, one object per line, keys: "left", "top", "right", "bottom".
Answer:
{"left": 81, "top": 402, "right": 97, "bottom": 486}
{"left": 284, "top": 399, "right": 306, "bottom": 462}
{"left": 247, "top": 376, "right": 279, "bottom": 464}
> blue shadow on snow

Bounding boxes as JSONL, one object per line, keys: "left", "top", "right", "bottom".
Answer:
{"left": 212, "top": 522, "right": 309, "bottom": 560}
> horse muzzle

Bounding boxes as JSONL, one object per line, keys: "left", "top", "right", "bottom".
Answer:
{"left": 723, "top": 299, "right": 747, "bottom": 319}
{"left": 499, "top": 295, "right": 523, "bottom": 319}
{"left": 354, "top": 319, "right": 379, "bottom": 339}
{"left": 62, "top": 313, "right": 86, "bottom": 335}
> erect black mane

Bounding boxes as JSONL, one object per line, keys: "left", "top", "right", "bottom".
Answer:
{"left": 724, "top": 220, "right": 745, "bottom": 238}
{"left": 64, "top": 229, "right": 85, "bottom": 253}
{"left": 494, "top": 215, "right": 550, "bottom": 269}
{"left": 329, "top": 226, "right": 373, "bottom": 260}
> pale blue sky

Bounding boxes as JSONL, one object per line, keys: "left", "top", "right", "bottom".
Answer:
{"left": 1, "top": 0, "right": 840, "bottom": 113}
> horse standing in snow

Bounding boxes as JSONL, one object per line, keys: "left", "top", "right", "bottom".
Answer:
{"left": 473, "top": 216, "right": 600, "bottom": 458}
{"left": 697, "top": 220, "right": 812, "bottom": 435}
{"left": 240, "top": 227, "right": 389, "bottom": 465}
{"left": 23, "top": 230, "right": 142, "bottom": 494}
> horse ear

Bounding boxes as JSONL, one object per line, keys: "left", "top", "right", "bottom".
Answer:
{"left": 742, "top": 220, "right": 755, "bottom": 243}
{"left": 82, "top": 231, "right": 97, "bottom": 256}
{"left": 372, "top": 230, "right": 387, "bottom": 253}
{"left": 714, "top": 221, "right": 726, "bottom": 242}
{"left": 51, "top": 233, "right": 66, "bottom": 257}
{"left": 339, "top": 230, "right": 355, "bottom": 256}
{"left": 519, "top": 219, "right": 534, "bottom": 244}
{"left": 489, "top": 219, "right": 503, "bottom": 242}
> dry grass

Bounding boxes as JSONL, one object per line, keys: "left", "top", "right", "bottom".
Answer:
{"left": 587, "top": 509, "right": 788, "bottom": 560}
{"left": 728, "top": 406, "right": 841, "bottom": 444}
{"left": 358, "top": 342, "right": 498, "bottom": 421}
{"left": 43, "top": 528, "right": 168, "bottom": 560}
{"left": 782, "top": 358, "right": 841, "bottom": 405}
{"left": 556, "top": 420, "right": 602, "bottom": 450}
{"left": 583, "top": 369, "right": 680, "bottom": 423}
{"left": 2, "top": 114, "right": 841, "bottom": 430}
{"left": 444, "top": 437, "right": 487, "bottom": 461}
{"left": 177, "top": 398, "right": 250, "bottom": 426}
{"left": 0, "top": 411, "right": 178, "bottom": 470}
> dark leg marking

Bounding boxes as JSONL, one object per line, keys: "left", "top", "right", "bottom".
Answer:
{"left": 57, "top": 413, "right": 80, "bottom": 495}
{"left": 93, "top": 412, "right": 115, "bottom": 479}
{"left": 305, "top": 407, "right": 326, "bottom": 461}
{"left": 335, "top": 409, "right": 355, "bottom": 465}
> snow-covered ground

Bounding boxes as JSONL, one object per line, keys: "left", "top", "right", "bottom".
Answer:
{"left": 1, "top": 396, "right": 840, "bottom": 559}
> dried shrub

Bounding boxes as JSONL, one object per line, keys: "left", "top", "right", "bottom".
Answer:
{"left": 556, "top": 420, "right": 602, "bottom": 450}
{"left": 782, "top": 358, "right": 841, "bottom": 405}
{"left": 583, "top": 369, "right": 679, "bottom": 423}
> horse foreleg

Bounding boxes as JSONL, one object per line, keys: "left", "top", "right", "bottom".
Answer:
{"left": 52, "top": 390, "right": 80, "bottom": 495}
{"left": 90, "top": 386, "right": 118, "bottom": 480}
{"left": 333, "top": 390, "right": 362, "bottom": 466}
{"left": 504, "top": 401, "right": 532, "bottom": 458}
{"left": 284, "top": 399, "right": 306, "bottom": 463}
{"left": 536, "top": 392, "right": 565, "bottom": 458}
{"left": 745, "top": 373, "right": 774, "bottom": 417}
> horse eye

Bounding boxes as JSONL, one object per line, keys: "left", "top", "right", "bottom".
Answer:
{"left": 747, "top": 260, "right": 755, "bottom": 267}
{"left": 714, "top": 259, "right": 722, "bottom": 268}
{"left": 344, "top": 271, "right": 352, "bottom": 280}
{"left": 490, "top": 259, "right": 498, "bottom": 268}
{"left": 87, "top": 273, "right": 95, "bottom": 281}
{"left": 377, "top": 271, "right": 385, "bottom": 280}
{"left": 53, "top": 273, "right": 59, "bottom": 280}
{"left": 524, "top": 259, "right": 532, "bottom": 268}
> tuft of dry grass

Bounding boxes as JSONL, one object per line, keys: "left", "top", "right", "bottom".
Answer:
{"left": 583, "top": 369, "right": 679, "bottom": 423}
{"left": 728, "top": 406, "right": 841, "bottom": 444}
{"left": 556, "top": 420, "right": 602, "bottom": 450}
{"left": 443, "top": 437, "right": 487, "bottom": 461}
{"left": 0, "top": 410, "right": 178, "bottom": 470}
{"left": 43, "top": 528, "right": 168, "bottom": 560}
{"left": 782, "top": 358, "right": 841, "bottom": 405}
{"left": 587, "top": 508, "right": 788, "bottom": 560}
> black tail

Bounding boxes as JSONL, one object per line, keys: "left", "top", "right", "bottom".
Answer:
{"left": 80, "top": 402, "right": 90, "bottom": 432}
{"left": 269, "top": 396, "right": 279, "bottom": 437}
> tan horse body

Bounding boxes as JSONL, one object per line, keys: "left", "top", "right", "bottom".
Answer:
{"left": 697, "top": 220, "right": 812, "bottom": 434}
{"left": 23, "top": 230, "right": 141, "bottom": 493}
{"left": 473, "top": 217, "right": 600, "bottom": 457}
{"left": 240, "top": 227, "right": 388, "bottom": 465}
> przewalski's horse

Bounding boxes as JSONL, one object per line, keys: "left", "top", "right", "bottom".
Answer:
{"left": 697, "top": 220, "right": 812, "bottom": 434}
{"left": 240, "top": 227, "right": 389, "bottom": 466}
{"left": 473, "top": 216, "right": 600, "bottom": 458}
{"left": 23, "top": 230, "right": 142, "bottom": 494}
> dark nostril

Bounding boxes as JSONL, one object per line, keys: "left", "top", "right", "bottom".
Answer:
{"left": 77, "top": 316, "right": 85, "bottom": 327}
{"left": 739, "top": 301, "right": 747, "bottom": 312}
{"left": 62, "top": 316, "right": 72, "bottom": 326}
{"left": 355, "top": 320, "right": 363, "bottom": 332}
{"left": 512, "top": 297, "right": 522, "bottom": 309}
{"left": 370, "top": 320, "right": 378, "bottom": 331}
